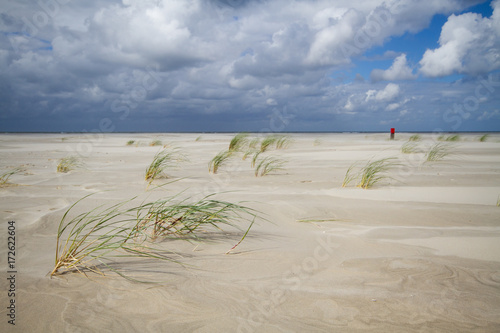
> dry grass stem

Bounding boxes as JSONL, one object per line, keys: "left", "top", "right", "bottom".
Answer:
{"left": 401, "top": 141, "right": 420, "bottom": 154}
{"left": 0, "top": 167, "right": 24, "bottom": 187}
{"left": 425, "top": 143, "right": 455, "bottom": 162}
{"left": 254, "top": 156, "right": 287, "bottom": 177}
{"left": 57, "top": 156, "right": 83, "bottom": 173}
{"left": 145, "top": 148, "right": 185, "bottom": 183}
{"left": 229, "top": 133, "right": 249, "bottom": 152}
{"left": 343, "top": 158, "right": 399, "bottom": 189}
{"left": 208, "top": 150, "right": 233, "bottom": 174}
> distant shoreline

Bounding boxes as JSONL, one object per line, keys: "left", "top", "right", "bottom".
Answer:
{"left": 1, "top": 131, "right": 499, "bottom": 135}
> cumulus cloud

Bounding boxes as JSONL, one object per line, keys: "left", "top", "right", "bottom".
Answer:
{"left": 420, "top": 0, "right": 500, "bottom": 77}
{"left": 366, "top": 83, "right": 400, "bottom": 102}
{"left": 370, "top": 54, "right": 417, "bottom": 82}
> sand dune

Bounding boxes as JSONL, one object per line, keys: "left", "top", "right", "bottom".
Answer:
{"left": 1, "top": 133, "right": 499, "bottom": 332}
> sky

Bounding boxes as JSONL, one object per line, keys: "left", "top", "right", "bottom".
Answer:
{"left": 1, "top": 0, "right": 499, "bottom": 133}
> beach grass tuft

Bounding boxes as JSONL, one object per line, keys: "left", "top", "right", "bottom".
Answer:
{"left": 357, "top": 158, "right": 398, "bottom": 189}
{"left": 409, "top": 134, "right": 421, "bottom": 141}
{"left": 57, "top": 156, "right": 83, "bottom": 173}
{"left": 242, "top": 149, "right": 257, "bottom": 161}
{"left": 229, "top": 133, "right": 249, "bottom": 152}
{"left": 438, "top": 134, "right": 460, "bottom": 142}
{"left": 126, "top": 140, "right": 136, "bottom": 146}
{"left": 260, "top": 135, "right": 279, "bottom": 152}
{"left": 50, "top": 195, "right": 148, "bottom": 278}
{"left": 251, "top": 151, "right": 262, "bottom": 168}
{"left": 342, "top": 163, "right": 358, "bottom": 188}
{"left": 249, "top": 138, "right": 260, "bottom": 149}
{"left": 343, "top": 157, "right": 398, "bottom": 189}
{"left": 135, "top": 194, "right": 257, "bottom": 242}
{"left": 425, "top": 142, "right": 454, "bottom": 162}
{"left": 479, "top": 134, "right": 489, "bottom": 142}
{"left": 208, "top": 150, "right": 233, "bottom": 174}
{"left": 254, "top": 156, "right": 286, "bottom": 177}
{"left": 401, "top": 141, "right": 420, "bottom": 154}
{"left": 50, "top": 193, "right": 259, "bottom": 279}
{"left": 276, "top": 135, "right": 292, "bottom": 149}
{"left": 145, "top": 148, "right": 185, "bottom": 183}
{"left": 149, "top": 140, "right": 162, "bottom": 146}
{"left": 0, "top": 167, "right": 24, "bottom": 187}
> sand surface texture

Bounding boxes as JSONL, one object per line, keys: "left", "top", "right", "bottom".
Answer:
{"left": 1, "top": 133, "right": 500, "bottom": 332}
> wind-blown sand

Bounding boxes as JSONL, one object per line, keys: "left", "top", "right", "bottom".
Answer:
{"left": 1, "top": 132, "right": 499, "bottom": 332}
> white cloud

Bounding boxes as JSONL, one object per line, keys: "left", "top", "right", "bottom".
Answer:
{"left": 386, "top": 102, "right": 400, "bottom": 111}
{"left": 344, "top": 95, "right": 355, "bottom": 110}
{"left": 420, "top": 0, "right": 500, "bottom": 77}
{"left": 266, "top": 98, "right": 278, "bottom": 105}
{"left": 477, "top": 109, "right": 500, "bottom": 121}
{"left": 370, "top": 54, "right": 416, "bottom": 82}
{"left": 366, "top": 83, "right": 400, "bottom": 102}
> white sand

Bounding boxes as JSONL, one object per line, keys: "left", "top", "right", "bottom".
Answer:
{"left": 1, "top": 132, "right": 500, "bottom": 332}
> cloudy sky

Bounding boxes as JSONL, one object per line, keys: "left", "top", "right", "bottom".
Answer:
{"left": 1, "top": 0, "right": 499, "bottom": 132}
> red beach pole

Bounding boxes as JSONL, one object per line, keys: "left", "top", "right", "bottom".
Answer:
{"left": 390, "top": 128, "right": 395, "bottom": 140}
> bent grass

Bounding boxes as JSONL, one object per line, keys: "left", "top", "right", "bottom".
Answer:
{"left": 254, "top": 156, "right": 287, "bottom": 177}
{"left": 251, "top": 151, "right": 261, "bottom": 168}
{"left": 343, "top": 157, "right": 398, "bottom": 189}
{"left": 409, "top": 134, "right": 421, "bottom": 141}
{"left": 260, "top": 135, "right": 279, "bottom": 152}
{"left": 50, "top": 195, "right": 146, "bottom": 278}
{"left": 229, "top": 133, "right": 249, "bottom": 152}
{"left": 479, "top": 134, "right": 489, "bottom": 142}
{"left": 438, "top": 135, "right": 460, "bottom": 142}
{"left": 209, "top": 150, "right": 233, "bottom": 174}
{"left": 149, "top": 140, "right": 162, "bottom": 146}
{"left": 57, "top": 156, "right": 83, "bottom": 173}
{"left": 260, "top": 135, "right": 291, "bottom": 152}
{"left": 145, "top": 148, "right": 185, "bottom": 184}
{"left": 0, "top": 167, "right": 24, "bottom": 187}
{"left": 401, "top": 141, "right": 420, "bottom": 154}
{"left": 135, "top": 195, "right": 256, "bottom": 241}
{"left": 51, "top": 193, "right": 259, "bottom": 279}
{"left": 276, "top": 136, "right": 292, "bottom": 149}
{"left": 425, "top": 143, "right": 454, "bottom": 162}
{"left": 249, "top": 138, "right": 260, "bottom": 149}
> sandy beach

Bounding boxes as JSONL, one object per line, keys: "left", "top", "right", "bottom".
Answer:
{"left": 1, "top": 132, "right": 500, "bottom": 332}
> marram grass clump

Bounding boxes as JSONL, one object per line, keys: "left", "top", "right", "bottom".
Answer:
{"left": 260, "top": 135, "right": 291, "bottom": 152}
{"left": 424, "top": 142, "right": 454, "bottom": 162}
{"left": 342, "top": 157, "right": 399, "bottom": 189}
{"left": 57, "top": 156, "right": 83, "bottom": 173}
{"left": 0, "top": 167, "right": 24, "bottom": 187}
{"left": 50, "top": 193, "right": 259, "bottom": 280}
{"left": 254, "top": 156, "right": 287, "bottom": 177}
{"left": 408, "top": 134, "right": 421, "bottom": 141}
{"left": 438, "top": 134, "right": 460, "bottom": 142}
{"left": 149, "top": 140, "right": 163, "bottom": 146}
{"left": 208, "top": 150, "right": 233, "bottom": 174}
{"left": 401, "top": 141, "right": 420, "bottom": 154}
{"left": 479, "top": 134, "right": 489, "bottom": 142}
{"left": 229, "top": 133, "right": 249, "bottom": 152}
{"left": 145, "top": 148, "right": 186, "bottom": 183}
